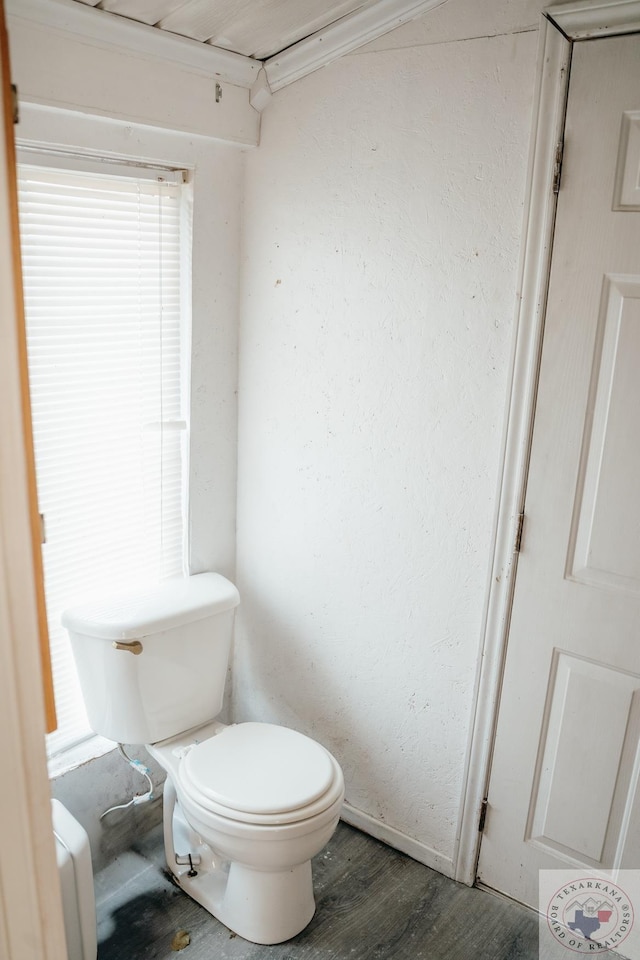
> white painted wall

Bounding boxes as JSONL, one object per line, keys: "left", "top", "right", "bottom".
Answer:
{"left": 235, "top": 0, "right": 543, "bottom": 872}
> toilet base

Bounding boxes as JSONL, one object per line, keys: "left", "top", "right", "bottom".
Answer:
{"left": 163, "top": 778, "right": 317, "bottom": 945}
{"left": 178, "top": 859, "right": 315, "bottom": 945}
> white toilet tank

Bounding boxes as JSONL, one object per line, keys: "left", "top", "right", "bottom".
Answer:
{"left": 62, "top": 573, "right": 240, "bottom": 744}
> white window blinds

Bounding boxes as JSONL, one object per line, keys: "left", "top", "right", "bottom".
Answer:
{"left": 18, "top": 162, "right": 188, "bottom": 757}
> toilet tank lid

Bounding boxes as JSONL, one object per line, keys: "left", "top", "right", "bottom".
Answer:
{"left": 61, "top": 573, "right": 240, "bottom": 640}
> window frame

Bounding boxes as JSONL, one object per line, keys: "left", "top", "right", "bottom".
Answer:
{"left": 17, "top": 149, "right": 192, "bottom": 759}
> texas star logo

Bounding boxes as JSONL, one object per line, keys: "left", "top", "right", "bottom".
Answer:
{"left": 565, "top": 897, "right": 615, "bottom": 940}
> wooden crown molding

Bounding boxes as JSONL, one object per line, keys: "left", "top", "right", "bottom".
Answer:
{"left": 264, "top": 0, "right": 450, "bottom": 92}
{"left": 547, "top": 0, "right": 640, "bottom": 39}
{"left": 7, "top": 0, "right": 640, "bottom": 107}
{"left": 8, "top": 0, "right": 454, "bottom": 100}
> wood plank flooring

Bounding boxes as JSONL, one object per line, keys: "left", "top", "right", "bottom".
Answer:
{"left": 94, "top": 821, "right": 566, "bottom": 960}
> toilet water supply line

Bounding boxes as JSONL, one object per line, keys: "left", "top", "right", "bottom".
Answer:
{"left": 100, "top": 744, "right": 155, "bottom": 819}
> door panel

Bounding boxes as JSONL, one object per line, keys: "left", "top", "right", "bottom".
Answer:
{"left": 478, "top": 31, "right": 640, "bottom": 907}
{"left": 528, "top": 652, "right": 640, "bottom": 867}
{"left": 568, "top": 275, "right": 640, "bottom": 592}
{"left": 614, "top": 111, "right": 640, "bottom": 210}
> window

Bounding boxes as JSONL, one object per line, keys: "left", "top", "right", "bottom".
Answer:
{"left": 18, "top": 158, "right": 188, "bottom": 757}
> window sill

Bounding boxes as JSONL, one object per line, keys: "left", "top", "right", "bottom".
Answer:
{"left": 48, "top": 734, "right": 116, "bottom": 779}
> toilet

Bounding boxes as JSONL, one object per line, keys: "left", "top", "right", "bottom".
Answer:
{"left": 62, "top": 573, "right": 344, "bottom": 945}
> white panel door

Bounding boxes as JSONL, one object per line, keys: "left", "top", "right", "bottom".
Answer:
{"left": 477, "top": 32, "right": 640, "bottom": 908}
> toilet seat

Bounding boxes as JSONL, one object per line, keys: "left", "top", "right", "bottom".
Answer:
{"left": 178, "top": 722, "right": 343, "bottom": 826}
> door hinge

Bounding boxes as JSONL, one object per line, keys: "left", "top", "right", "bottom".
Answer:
{"left": 514, "top": 510, "right": 525, "bottom": 554}
{"left": 552, "top": 138, "right": 564, "bottom": 194}
{"left": 39, "top": 513, "right": 46, "bottom": 545}
{"left": 478, "top": 798, "right": 489, "bottom": 833}
{"left": 11, "top": 84, "right": 19, "bottom": 125}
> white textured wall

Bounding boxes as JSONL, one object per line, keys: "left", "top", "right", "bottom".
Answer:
{"left": 235, "top": 4, "right": 540, "bottom": 870}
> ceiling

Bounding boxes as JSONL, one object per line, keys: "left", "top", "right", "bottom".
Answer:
{"left": 71, "top": 0, "right": 382, "bottom": 60}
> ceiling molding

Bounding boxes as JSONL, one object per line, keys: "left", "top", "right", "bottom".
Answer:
{"left": 263, "top": 0, "right": 450, "bottom": 92}
{"left": 5, "top": 0, "right": 480, "bottom": 97}
{"left": 6, "top": 0, "right": 260, "bottom": 89}
{"left": 546, "top": 0, "right": 640, "bottom": 38}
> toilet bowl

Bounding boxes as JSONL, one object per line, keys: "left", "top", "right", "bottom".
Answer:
{"left": 148, "top": 720, "right": 344, "bottom": 944}
{"left": 63, "top": 573, "right": 345, "bottom": 945}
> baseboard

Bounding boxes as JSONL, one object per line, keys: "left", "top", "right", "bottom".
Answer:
{"left": 340, "top": 802, "right": 455, "bottom": 880}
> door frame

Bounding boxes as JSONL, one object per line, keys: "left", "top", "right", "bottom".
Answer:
{"left": 454, "top": 0, "right": 640, "bottom": 887}
{"left": 0, "top": 1, "right": 68, "bottom": 956}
